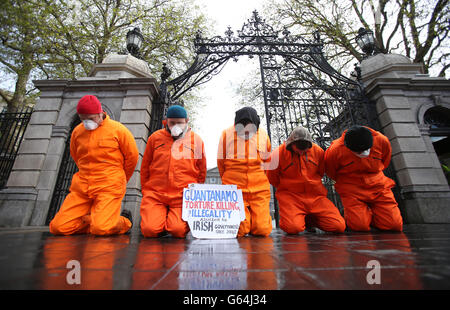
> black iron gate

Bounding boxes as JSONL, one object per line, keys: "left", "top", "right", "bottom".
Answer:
{"left": 0, "top": 106, "right": 33, "bottom": 189}
{"left": 158, "top": 11, "right": 377, "bottom": 139}
{"left": 46, "top": 115, "right": 81, "bottom": 224}
{"left": 155, "top": 11, "right": 380, "bottom": 151}
{"left": 152, "top": 11, "right": 387, "bottom": 225}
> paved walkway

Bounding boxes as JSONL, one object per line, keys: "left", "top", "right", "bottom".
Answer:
{"left": 1, "top": 224, "right": 450, "bottom": 290}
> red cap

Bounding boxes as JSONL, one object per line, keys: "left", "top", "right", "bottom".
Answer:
{"left": 77, "top": 95, "right": 103, "bottom": 114}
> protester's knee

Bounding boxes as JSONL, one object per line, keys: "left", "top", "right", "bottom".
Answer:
{"left": 375, "top": 218, "right": 403, "bottom": 232}
{"left": 141, "top": 224, "right": 164, "bottom": 238}
{"left": 238, "top": 226, "right": 250, "bottom": 237}
{"left": 335, "top": 217, "right": 347, "bottom": 233}
{"left": 167, "top": 222, "right": 189, "bottom": 238}
{"left": 90, "top": 223, "right": 113, "bottom": 236}
{"left": 391, "top": 219, "right": 403, "bottom": 232}
{"left": 346, "top": 218, "right": 371, "bottom": 232}
{"left": 251, "top": 226, "right": 272, "bottom": 237}
{"left": 328, "top": 220, "right": 346, "bottom": 233}
{"left": 49, "top": 218, "right": 75, "bottom": 235}
{"left": 49, "top": 220, "right": 64, "bottom": 235}
{"left": 280, "top": 221, "right": 304, "bottom": 235}
{"left": 280, "top": 213, "right": 305, "bottom": 234}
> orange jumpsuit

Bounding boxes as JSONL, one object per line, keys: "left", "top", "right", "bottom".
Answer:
{"left": 267, "top": 143, "right": 345, "bottom": 234}
{"left": 324, "top": 127, "right": 403, "bottom": 231}
{"left": 217, "top": 126, "right": 272, "bottom": 237}
{"left": 140, "top": 128, "right": 207, "bottom": 238}
{"left": 49, "top": 113, "right": 139, "bottom": 236}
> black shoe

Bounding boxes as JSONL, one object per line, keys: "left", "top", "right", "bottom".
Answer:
{"left": 157, "top": 231, "right": 169, "bottom": 237}
{"left": 121, "top": 209, "right": 133, "bottom": 228}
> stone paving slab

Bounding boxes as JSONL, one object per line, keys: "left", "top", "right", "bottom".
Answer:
{"left": 1, "top": 224, "right": 450, "bottom": 290}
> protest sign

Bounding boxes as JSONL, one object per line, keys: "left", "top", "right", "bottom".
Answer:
{"left": 182, "top": 183, "right": 245, "bottom": 239}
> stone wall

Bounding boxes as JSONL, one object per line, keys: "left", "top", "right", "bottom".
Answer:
{"left": 0, "top": 54, "right": 159, "bottom": 228}
{"left": 361, "top": 53, "right": 450, "bottom": 223}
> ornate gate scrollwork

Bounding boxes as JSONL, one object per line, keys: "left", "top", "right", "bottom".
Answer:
{"left": 154, "top": 11, "right": 384, "bottom": 225}
{"left": 156, "top": 11, "right": 376, "bottom": 144}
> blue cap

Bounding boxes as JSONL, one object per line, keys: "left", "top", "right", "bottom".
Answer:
{"left": 166, "top": 105, "right": 187, "bottom": 119}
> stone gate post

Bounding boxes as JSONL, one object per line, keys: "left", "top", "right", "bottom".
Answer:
{"left": 0, "top": 54, "right": 159, "bottom": 229}
{"left": 361, "top": 53, "right": 450, "bottom": 223}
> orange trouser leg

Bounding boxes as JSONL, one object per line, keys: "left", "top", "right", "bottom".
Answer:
{"left": 370, "top": 189, "right": 403, "bottom": 231}
{"left": 239, "top": 203, "right": 252, "bottom": 237}
{"left": 140, "top": 191, "right": 189, "bottom": 238}
{"left": 140, "top": 191, "right": 167, "bottom": 237}
{"left": 238, "top": 190, "right": 272, "bottom": 237}
{"left": 308, "top": 196, "right": 346, "bottom": 233}
{"left": 341, "top": 188, "right": 402, "bottom": 232}
{"left": 166, "top": 205, "right": 190, "bottom": 238}
{"left": 277, "top": 191, "right": 307, "bottom": 234}
{"left": 341, "top": 194, "right": 373, "bottom": 231}
{"left": 49, "top": 191, "right": 91, "bottom": 235}
{"left": 89, "top": 191, "right": 131, "bottom": 236}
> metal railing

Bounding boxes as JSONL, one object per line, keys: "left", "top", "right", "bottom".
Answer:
{"left": 0, "top": 106, "right": 33, "bottom": 189}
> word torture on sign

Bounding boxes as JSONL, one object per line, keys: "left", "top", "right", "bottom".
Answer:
{"left": 182, "top": 184, "right": 245, "bottom": 238}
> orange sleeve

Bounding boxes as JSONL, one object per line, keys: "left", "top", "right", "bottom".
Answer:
{"left": 118, "top": 125, "right": 139, "bottom": 182}
{"left": 382, "top": 136, "right": 392, "bottom": 170}
{"left": 266, "top": 147, "right": 281, "bottom": 188}
{"left": 265, "top": 135, "right": 272, "bottom": 162}
{"left": 317, "top": 146, "right": 325, "bottom": 178}
{"left": 69, "top": 130, "right": 78, "bottom": 165}
{"left": 217, "top": 131, "right": 226, "bottom": 178}
{"left": 140, "top": 135, "right": 154, "bottom": 188}
{"left": 324, "top": 145, "right": 338, "bottom": 181}
{"left": 262, "top": 135, "right": 272, "bottom": 176}
{"left": 196, "top": 136, "right": 207, "bottom": 183}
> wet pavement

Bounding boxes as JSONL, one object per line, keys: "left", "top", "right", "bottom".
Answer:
{"left": 1, "top": 224, "right": 450, "bottom": 290}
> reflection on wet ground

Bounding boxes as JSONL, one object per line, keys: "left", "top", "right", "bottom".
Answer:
{"left": 1, "top": 224, "right": 450, "bottom": 289}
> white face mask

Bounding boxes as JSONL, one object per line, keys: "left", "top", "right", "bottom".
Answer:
{"left": 170, "top": 124, "right": 186, "bottom": 138}
{"left": 83, "top": 120, "right": 99, "bottom": 131}
{"left": 353, "top": 148, "right": 371, "bottom": 158}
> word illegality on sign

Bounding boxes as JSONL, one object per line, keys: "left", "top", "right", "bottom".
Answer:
{"left": 182, "top": 183, "right": 246, "bottom": 239}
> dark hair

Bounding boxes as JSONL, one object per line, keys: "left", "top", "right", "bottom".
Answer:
{"left": 237, "top": 118, "right": 253, "bottom": 126}
{"left": 344, "top": 126, "right": 373, "bottom": 152}
{"left": 235, "top": 107, "right": 260, "bottom": 129}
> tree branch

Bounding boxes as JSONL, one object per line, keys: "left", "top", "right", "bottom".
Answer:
{"left": 415, "top": 0, "right": 448, "bottom": 62}
{"left": 438, "top": 62, "right": 450, "bottom": 77}
{"left": 0, "top": 89, "right": 12, "bottom": 105}
{"left": 396, "top": 0, "right": 411, "bottom": 58}
{"left": 385, "top": 0, "right": 406, "bottom": 51}
{"left": 351, "top": 0, "right": 370, "bottom": 29}
{"left": 0, "top": 57, "right": 19, "bottom": 73}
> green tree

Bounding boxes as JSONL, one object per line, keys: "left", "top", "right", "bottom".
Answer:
{"left": 267, "top": 0, "right": 449, "bottom": 77}
{"left": 233, "top": 0, "right": 449, "bottom": 119}
{"left": 1, "top": 0, "right": 209, "bottom": 118}
{"left": 38, "top": 0, "right": 207, "bottom": 78}
{"left": 0, "top": 0, "right": 52, "bottom": 112}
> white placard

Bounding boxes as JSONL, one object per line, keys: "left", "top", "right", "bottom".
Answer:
{"left": 182, "top": 183, "right": 246, "bottom": 239}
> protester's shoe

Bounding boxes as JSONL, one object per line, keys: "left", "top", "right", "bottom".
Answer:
{"left": 305, "top": 226, "right": 315, "bottom": 233}
{"left": 157, "top": 231, "right": 170, "bottom": 237}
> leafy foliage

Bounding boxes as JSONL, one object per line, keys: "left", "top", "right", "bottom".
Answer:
{"left": 0, "top": 0, "right": 208, "bottom": 118}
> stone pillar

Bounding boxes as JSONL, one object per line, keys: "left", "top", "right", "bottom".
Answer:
{"left": 118, "top": 80, "right": 155, "bottom": 230}
{"left": 0, "top": 53, "right": 159, "bottom": 228}
{"left": 0, "top": 81, "right": 67, "bottom": 226}
{"left": 362, "top": 53, "right": 450, "bottom": 223}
